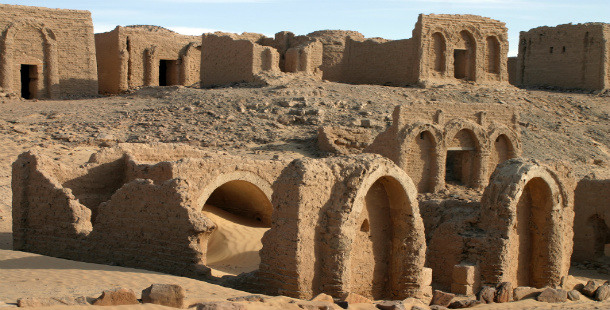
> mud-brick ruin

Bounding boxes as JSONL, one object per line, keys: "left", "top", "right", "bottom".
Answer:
{"left": 515, "top": 23, "right": 610, "bottom": 90}
{"left": 365, "top": 103, "right": 521, "bottom": 192}
{"left": 0, "top": 4, "right": 98, "bottom": 99}
{"left": 203, "top": 14, "right": 509, "bottom": 87}
{"left": 12, "top": 141, "right": 582, "bottom": 301}
{"left": 96, "top": 26, "right": 202, "bottom": 94}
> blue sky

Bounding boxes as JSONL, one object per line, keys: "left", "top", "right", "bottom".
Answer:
{"left": 4, "top": 0, "right": 609, "bottom": 56}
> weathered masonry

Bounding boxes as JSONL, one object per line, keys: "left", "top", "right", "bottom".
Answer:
{"left": 0, "top": 4, "right": 98, "bottom": 99}
{"left": 516, "top": 23, "right": 610, "bottom": 90}
{"left": 96, "top": 26, "right": 201, "bottom": 94}
{"left": 365, "top": 103, "right": 521, "bottom": 192}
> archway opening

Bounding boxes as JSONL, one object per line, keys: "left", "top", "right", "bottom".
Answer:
{"left": 486, "top": 36, "right": 501, "bottom": 74}
{"left": 351, "top": 178, "right": 393, "bottom": 299}
{"left": 489, "top": 134, "right": 514, "bottom": 174}
{"left": 201, "top": 180, "right": 272, "bottom": 276}
{"left": 445, "top": 129, "right": 478, "bottom": 186}
{"left": 587, "top": 215, "right": 610, "bottom": 258}
{"left": 515, "top": 177, "right": 555, "bottom": 288}
{"left": 20, "top": 64, "right": 37, "bottom": 99}
{"left": 431, "top": 32, "right": 446, "bottom": 73}
{"left": 454, "top": 31, "right": 476, "bottom": 80}
{"left": 407, "top": 130, "right": 436, "bottom": 193}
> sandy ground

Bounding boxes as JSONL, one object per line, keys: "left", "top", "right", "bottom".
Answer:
{"left": 0, "top": 81, "right": 609, "bottom": 309}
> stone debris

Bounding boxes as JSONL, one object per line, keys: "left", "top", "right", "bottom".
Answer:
{"left": 192, "top": 301, "right": 247, "bottom": 310}
{"left": 17, "top": 297, "right": 89, "bottom": 307}
{"left": 476, "top": 286, "right": 495, "bottom": 304}
{"left": 536, "top": 288, "right": 567, "bottom": 303}
{"left": 92, "top": 288, "right": 139, "bottom": 306}
{"left": 512, "top": 287, "right": 543, "bottom": 301}
{"left": 429, "top": 290, "right": 454, "bottom": 307}
{"left": 594, "top": 284, "right": 610, "bottom": 302}
{"left": 582, "top": 280, "right": 606, "bottom": 297}
{"left": 141, "top": 284, "right": 186, "bottom": 308}
{"left": 447, "top": 299, "right": 482, "bottom": 309}
{"left": 494, "top": 282, "right": 513, "bottom": 303}
{"left": 567, "top": 290, "right": 581, "bottom": 301}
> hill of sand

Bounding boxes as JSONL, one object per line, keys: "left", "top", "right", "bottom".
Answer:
{"left": 202, "top": 204, "right": 269, "bottom": 277}
{"left": 0, "top": 79, "right": 609, "bottom": 309}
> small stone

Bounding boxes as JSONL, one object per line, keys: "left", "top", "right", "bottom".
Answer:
{"left": 582, "top": 280, "right": 605, "bottom": 297}
{"left": 430, "top": 290, "right": 454, "bottom": 307}
{"left": 141, "top": 284, "right": 186, "bottom": 308}
{"left": 93, "top": 288, "right": 139, "bottom": 306}
{"left": 476, "top": 286, "right": 495, "bottom": 304}
{"left": 226, "top": 295, "right": 265, "bottom": 303}
{"left": 447, "top": 299, "right": 482, "bottom": 309}
{"left": 567, "top": 290, "right": 581, "bottom": 301}
{"left": 375, "top": 300, "right": 406, "bottom": 310}
{"left": 537, "top": 288, "right": 568, "bottom": 303}
{"left": 310, "top": 293, "right": 334, "bottom": 303}
{"left": 494, "top": 282, "right": 513, "bottom": 303}
{"left": 194, "top": 301, "right": 247, "bottom": 310}
{"left": 342, "top": 292, "right": 372, "bottom": 304}
{"left": 361, "top": 119, "right": 373, "bottom": 128}
{"left": 595, "top": 284, "right": 610, "bottom": 301}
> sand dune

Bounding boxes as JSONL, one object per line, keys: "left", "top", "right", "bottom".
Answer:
{"left": 202, "top": 204, "right": 269, "bottom": 277}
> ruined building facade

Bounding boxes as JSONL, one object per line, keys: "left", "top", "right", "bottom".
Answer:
{"left": 516, "top": 23, "right": 610, "bottom": 90}
{"left": 96, "top": 26, "right": 201, "bottom": 94}
{"left": 0, "top": 4, "right": 98, "bottom": 99}
{"left": 365, "top": 103, "right": 521, "bottom": 192}
{"left": 200, "top": 14, "right": 509, "bottom": 87}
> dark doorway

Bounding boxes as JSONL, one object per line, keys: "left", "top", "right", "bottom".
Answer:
{"left": 159, "top": 60, "right": 169, "bottom": 86}
{"left": 445, "top": 149, "right": 474, "bottom": 185}
{"left": 20, "top": 65, "right": 37, "bottom": 99}
{"left": 454, "top": 49, "right": 467, "bottom": 79}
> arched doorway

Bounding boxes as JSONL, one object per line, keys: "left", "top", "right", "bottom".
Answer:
{"left": 515, "top": 177, "right": 555, "bottom": 287}
{"left": 486, "top": 36, "right": 501, "bottom": 74}
{"left": 407, "top": 130, "right": 436, "bottom": 193}
{"left": 445, "top": 129, "right": 479, "bottom": 186}
{"left": 349, "top": 176, "right": 414, "bottom": 300}
{"left": 201, "top": 180, "right": 272, "bottom": 276}
{"left": 587, "top": 215, "right": 610, "bottom": 258}
{"left": 489, "top": 134, "right": 514, "bottom": 174}
{"left": 454, "top": 30, "right": 476, "bottom": 80}
{"left": 431, "top": 32, "right": 446, "bottom": 74}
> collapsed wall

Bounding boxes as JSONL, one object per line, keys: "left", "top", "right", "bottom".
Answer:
{"left": 365, "top": 102, "right": 521, "bottom": 192}
{"left": 0, "top": 4, "right": 98, "bottom": 99}
{"left": 96, "top": 26, "right": 201, "bottom": 94}
{"left": 572, "top": 178, "right": 610, "bottom": 261}
{"left": 516, "top": 23, "right": 610, "bottom": 90}
{"left": 201, "top": 33, "right": 280, "bottom": 86}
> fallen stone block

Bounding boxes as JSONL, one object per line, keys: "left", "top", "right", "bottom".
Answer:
{"left": 375, "top": 300, "right": 406, "bottom": 310}
{"left": 537, "top": 288, "right": 567, "bottom": 303}
{"left": 92, "top": 288, "right": 139, "bottom": 306}
{"left": 342, "top": 292, "right": 372, "bottom": 304}
{"left": 476, "top": 286, "right": 495, "bottom": 304}
{"left": 310, "top": 293, "right": 334, "bottom": 303}
{"left": 595, "top": 284, "right": 610, "bottom": 301}
{"left": 567, "top": 290, "right": 581, "bottom": 301}
{"left": 142, "top": 284, "right": 186, "bottom": 308}
{"left": 430, "top": 290, "right": 454, "bottom": 307}
{"left": 513, "top": 286, "right": 543, "bottom": 301}
{"left": 447, "top": 299, "right": 482, "bottom": 308}
{"left": 494, "top": 282, "right": 512, "bottom": 303}
{"left": 582, "top": 280, "right": 606, "bottom": 297}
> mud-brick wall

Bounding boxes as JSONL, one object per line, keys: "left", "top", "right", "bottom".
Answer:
{"left": 0, "top": 4, "right": 98, "bottom": 97}
{"left": 572, "top": 178, "right": 610, "bottom": 261}
{"left": 394, "top": 103, "right": 517, "bottom": 130}
{"left": 517, "top": 23, "right": 609, "bottom": 90}
{"left": 341, "top": 38, "right": 418, "bottom": 86}
{"left": 95, "top": 30, "right": 121, "bottom": 94}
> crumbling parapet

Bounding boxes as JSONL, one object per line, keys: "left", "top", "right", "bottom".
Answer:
{"left": 366, "top": 103, "right": 521, "bottom": 193}
{"left": 572, "top": 177, "right": 610, "bottom": 262}
{"left": 479, "top": 158, "right": 575, "bottom": 289}
{"left": 257, "top": 154, "right": 427, "bottom": 300}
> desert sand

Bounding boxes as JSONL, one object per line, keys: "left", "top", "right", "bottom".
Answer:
{"left": 0, "top": 80, "right": 609, "bottom": 309}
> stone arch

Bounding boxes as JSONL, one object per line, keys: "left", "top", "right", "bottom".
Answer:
{"left": 430, "top": 32, "right": 447, "bottom": 74}
{"left": 487, "top": 125, "right": 521, "bottom": 176}
{"left": 486, "top": 36, "right": 501, "bottom": 74}
{"left": 444, "top": 120, "right": 488, "bottom": 188}
{"left": 587, "top": 214, "right": 610, "bottom": 258}
{"left": 399, "top": 123, "right": 444, "bottom": 193}
{"left": 480, "top": 159, "right": 573, "bottom": 288}
{"left": 334, "top": 161, "right": 425, "bottom": 300}
{"left": 195, "top": 171, "right": 273, "bottom": 274}
{"left": 454, "top": 30, "right": 477, "bottom": 81}
{"left": 0, "top": 20, "right": 59, "bottom": 98}
{"left": 180, "top": 42, "right": 201, "bottom": 86}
